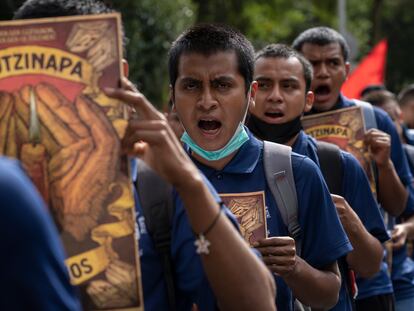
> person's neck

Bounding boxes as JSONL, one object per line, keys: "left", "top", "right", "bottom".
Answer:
{"left": 312, "top": 96, "right": 340, "bottom": 113}
{"left": 192, "top": 150, "right": 238, "bottom": 171}
{"left": 284, "top": 132, "right": 301, "bottom": 147}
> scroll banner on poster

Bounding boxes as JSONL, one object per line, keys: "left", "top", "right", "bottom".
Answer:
{"left": 65, "top": 182, "right": 134, "bottom": 285}
{"left": 305, "top": 125, "right": 351, "bottom": 140}
{"left": 0, "top": 46, "right": 93, "bottom": 84}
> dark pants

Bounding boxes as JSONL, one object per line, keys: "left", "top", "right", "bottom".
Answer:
{"left": 355, "top": 293, "right": 395, "bottom": 311}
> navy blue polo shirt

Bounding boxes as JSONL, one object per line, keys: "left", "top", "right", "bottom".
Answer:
{"left": 292, "top": 131, "right": 389, "bottom": 309}
{"left": 310, "top": 93, "right": 414, "bottom": 300}
{"left": 131, "top": 159, "right": 239, "bottom": 311}
{"left": 191, "top": 131, "right": 352, "bottom": 311}
{"left": 0, "top": 158, "right": 81, "bottom": 311}
{"left": 392, "top": 149, "right": 414, "bottom": 302}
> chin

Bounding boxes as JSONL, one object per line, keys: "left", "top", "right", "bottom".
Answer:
{"left": 265, "top": 118, "right": 286, "bottom": 125}
{"left": 194, "top": 137, "right": 225, "bottom": 151}
{"left": 313, "top": 100, "right": 335, "bottom": 112}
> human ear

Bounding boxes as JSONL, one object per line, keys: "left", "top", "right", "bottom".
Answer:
{"left": 304, "top": 91, "right": 314, "bottom": 113}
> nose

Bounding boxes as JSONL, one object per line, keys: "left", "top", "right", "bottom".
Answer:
{"left": 197, "top": 87, "right": 218, "bottom": 111}
{"left": 267, "top": 85, "right": 283, "bottom": 103}
{"left": 316, "top": 63, "right": 329, "bottom": 79}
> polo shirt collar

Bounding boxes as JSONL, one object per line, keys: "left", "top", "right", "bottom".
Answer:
{"left": 292, "top": 130, "right": 309, "bottom": 155}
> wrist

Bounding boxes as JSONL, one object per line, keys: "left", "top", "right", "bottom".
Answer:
{"left": 376, "top": 158, "right": 393, "bottom": 170}
{"left": 283, "top": 255, "right": 303, "bottom": 282}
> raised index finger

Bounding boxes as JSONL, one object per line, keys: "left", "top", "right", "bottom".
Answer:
{"left": 104, "top": 86, "right": 163, "bottom": 122}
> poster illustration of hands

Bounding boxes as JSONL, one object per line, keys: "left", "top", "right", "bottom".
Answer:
{"left": 0, "top": 14, "right": 143, "bottom": 310}
{"left": 302, "top": 106, "right": 377, "bottom": 196}
{"left": 220, "top": 191, "right": 267, "bottom": 246}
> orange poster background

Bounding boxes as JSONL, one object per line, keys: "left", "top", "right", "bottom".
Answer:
{"left": 0, "top": 14, "right": 143, "bottom": 310}
{"left": 302, "top": 106, "right": 377, "bottom": 196}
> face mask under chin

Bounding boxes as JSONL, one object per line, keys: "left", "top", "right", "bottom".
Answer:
{"left": 180, "top": 122, "right": 249, "bottom": 161}
{"left": 246, "top": 113, "right": 302, "bottom": 144}
{"left": 178, "top": 88, "right": 252, "bottom": 161}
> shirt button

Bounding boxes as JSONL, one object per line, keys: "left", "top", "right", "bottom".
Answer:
{"left": 216, "top": 174, "right": 223, "bottom": 180}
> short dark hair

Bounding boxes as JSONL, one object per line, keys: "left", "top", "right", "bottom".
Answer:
{"left": 168, "top": 24, "right": 255, "bottom": 93}
{"left": 255, "top": 43, "right": 313, "bottom": 93}
{"left": 362, "top": 89, "right": 396, "bottom": 108}
{"left": 292, "top": 27, "right": 350, "bottom": 62}
{"left": 14, "top": 0, "right": 127, "bottom": 52}
{"left": 14, "top": 0, "right": 112, "bottom": 19}
{"left": 360, "top": 84, "right": 387, "bottom": 98}
{"left": 398, "top": 84, "right": 414, "bottom": 107}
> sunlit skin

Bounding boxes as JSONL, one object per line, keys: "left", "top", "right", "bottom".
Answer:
{"left": 251, "top": 56, "right": 314, "bottom": 132}
{"left": 375, "top": 98, "right": 404, "bottom": 138}
{"left": 172, "top": 51, "right": 256, "bottom": 168}
{"left": 300, "top": 43, "right": 349, "bottom": 112}
{"left": 401, "top": 98, "right": 414, "bottom": 129}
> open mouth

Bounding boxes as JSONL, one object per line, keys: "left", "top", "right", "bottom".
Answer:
{"left": 198, "top": 119, "right": 222, "bottom": 135}
{"left": 265, "top": 111, "right": 284, "bottom": 119}
{"left": 314, "top": 85, "right": 331, "bottom": 96}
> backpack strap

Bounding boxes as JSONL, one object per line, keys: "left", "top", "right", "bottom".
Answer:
{"left": 135, "top": 159, "right": 176, "bottom": 311}
{"left": 353, "top": 99, "right": 380, "bottom": 192}
{"left": 263, "top": 141, "right": 302, "bottom": 256}
{"left": 353, "top": 99, "right": 378, "bottom": 130}
{"left": 316, "top": 141, "right": 343, "bottom": 195}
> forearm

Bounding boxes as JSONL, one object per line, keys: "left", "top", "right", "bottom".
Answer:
{"left": 176, "top": 171, "right": 276, "bottom": 311}
{"left": 344, "top": 219, "right": 383, "bottom": 277}
{"left": 377, "top": 159, "right": 408, "bottom": 216}
{"left": 283, "top": 258, "right": 341, "bottom": 309}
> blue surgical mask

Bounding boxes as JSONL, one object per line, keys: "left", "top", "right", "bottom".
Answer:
{"left": 181, "top": 123, "right": 249, "bottom": 161}
{"left": 180, "top": 87, "right": 252, "bottom": 161}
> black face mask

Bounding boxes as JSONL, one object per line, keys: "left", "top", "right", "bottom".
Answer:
{"left": 246, "top": 113, "right": 302, "bottom": 144}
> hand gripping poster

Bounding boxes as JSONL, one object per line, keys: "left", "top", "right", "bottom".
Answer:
{"left": 302, "top": 106, "right": 377, "bottom": 196}
{"left": 0, "top": 14, "right": 143, "bottom": 310}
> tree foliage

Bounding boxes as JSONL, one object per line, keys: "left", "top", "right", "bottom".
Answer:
{"left": 113, "top": 0, "right": 195, "bottom": 107}
{"left": 1, "top": 0, "right": 414, "bottom": 100}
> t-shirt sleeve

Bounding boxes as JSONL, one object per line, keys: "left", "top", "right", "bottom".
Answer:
{"left": 0, "top": 159, "right": 81, "bottom": 311}
{"left": 293, "top": 155, "right": 353, "bottom": 268}
{"left": 375, "top": 107, "right": 413, "bottom": 186}
{"left": 374, "top": 108, "right": 414, "bottom": 218}
{"left": 341, "top": 152, "right": 389, "bottom": 243}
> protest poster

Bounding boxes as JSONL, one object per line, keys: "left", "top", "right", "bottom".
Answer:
{"left": 0, "top": 13, "right": 143, "bottom": 310}
{"left": 220, "top": 191, "right": 267, "bottom": 245}
{"left": 302, "top": 106, "right": 377, "bottom": 195}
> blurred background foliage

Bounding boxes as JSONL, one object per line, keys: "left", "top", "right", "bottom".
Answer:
{"left": 0, "top": 0, "right": 413, "bottom": 107}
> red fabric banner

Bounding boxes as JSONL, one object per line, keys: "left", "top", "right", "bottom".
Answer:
{"left": 341, "top": 39, "right": 388, "bottom": 99}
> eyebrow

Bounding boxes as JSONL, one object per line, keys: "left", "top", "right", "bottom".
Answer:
{"left": 255, "top": 76, "right": 273, "bottom": 82}
{"left": 309, "top": 56, "right": 341, "bottom": 63}
{"left": 281, "top": 77, "right": 300, "bottom": 83}
{"left": 255, "top": 76, "right": 299, "bottom": 83}
{"left": 178, "top": 77, "right": 200, "bottom": 84}
{"left": 179, "top": 75, "right": 236, "bottom": 83}
{"left": 211, "top": 75, "right": 235, "bottom": 82}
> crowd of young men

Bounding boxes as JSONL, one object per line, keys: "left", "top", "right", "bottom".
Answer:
{"left": 3, "top": 0, "right": 414, "bottom": 310}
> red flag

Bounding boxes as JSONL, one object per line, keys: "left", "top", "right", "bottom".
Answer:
{"left": 341, "top": 39, "right": 388, "bottom": 99}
